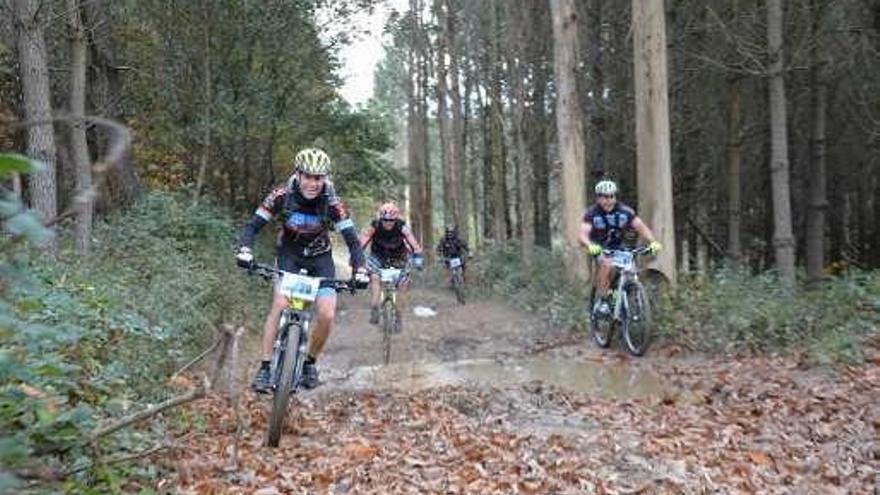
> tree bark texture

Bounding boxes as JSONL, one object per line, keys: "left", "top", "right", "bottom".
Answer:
{"left": 806, "top": 0, "right": 828, "bottom": 283}
{"left": 14, "top": 0, "right": 58, "bottom": 246}
{"left": 766, "top": 0, "right": 797, "bottom": 284}
{"left": 550, "top": 0, "right": 588, "bottom": 281}
{"left": 632, "top": 0, "right": 677, "bottom": 285}
{"left": 67, "top": 0, "right": 93, "bottom": 255}
{"left": 726, "top": 76, "right": 743, "bottom": 263}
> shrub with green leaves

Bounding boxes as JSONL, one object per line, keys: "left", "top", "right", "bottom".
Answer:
{"left": 1, "top": 190, "right": 265, "bottom": 491}
{"left": 657, "top": 268, "right": 880, "bottom": 363}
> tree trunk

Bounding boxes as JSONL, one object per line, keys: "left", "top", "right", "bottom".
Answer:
{"left": 445, "top": 0, "right": 466, "bottom": 238}
{"left": 417, "top": 11, "right": 433, "bottom": 256}
{"left": 587, "top": 0, "right": 605, "bottom": 178}
{"left": 766, "top": 0, "right": 797, "bottom": 284}
{"left": 511, "top": 0, "right": 534, "bottom": 265}
{"left": 550, "top": 0, "right": 588, "bottom": 281}
{"left": 726, "top": 76, "right": 743, "bottom": 263}
{"left": 434, "top": 0, "right": 454, "bottom": 228}
{"left": 632, "top": 0, "right": 677, "bottom": 285}
{"left": 531, "top": 62, "right": 551, "bottom": 247}
{"left": 83, "top": 0, "right": 140, "bottom": 209}
{"left": 406, "top": 35, "right": 424, "bottom": 244}
{"left": 14, "top": 0, "right": 58, "bottom": 251}
{"left": 67, "top": 0, "right": 93, "bottom": 255}
{"left": 806, "top": 0, "right": 828, "bottom": 283}
{"left": 193, "top": 0, "right": 212, "bottom": 204}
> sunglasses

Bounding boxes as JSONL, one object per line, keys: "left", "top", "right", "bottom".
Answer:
{"left": 598, "top": 194, "right": 616, "bottom": 199}
{"left": 300, "top": 173, "right": 326, "bottom": 181}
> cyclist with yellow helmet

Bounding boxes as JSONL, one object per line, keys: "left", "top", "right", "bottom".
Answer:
{"left": 236, "top": 148, "right": 369, "bottom": 392}
{"left": 579, "top": 179, "right": 662, "bottom": 317}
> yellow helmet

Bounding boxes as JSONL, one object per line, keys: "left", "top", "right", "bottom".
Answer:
{"left": 294, "top": 148, "right": 331, "bottom": 176}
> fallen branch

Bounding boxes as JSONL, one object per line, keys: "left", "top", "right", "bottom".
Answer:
{"left": 171, "top": 337, "right": 222, "bottom": 382}
{"left": 86, "top": 374, "right": 209, "bottom": 444}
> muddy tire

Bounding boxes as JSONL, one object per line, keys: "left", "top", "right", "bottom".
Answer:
{"left": 267, "top": 323, "right": 303, "bottom": 447}
{"left": 381, "top": 299, "right": 394, "bottom": 365}
{"left": 621, "top": 282, "right": 652, "bottom": 357}
{"left": 589, "top": 287, "right": 614, "bottom": 348}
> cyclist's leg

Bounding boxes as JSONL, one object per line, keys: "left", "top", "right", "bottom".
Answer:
{"left": 305, "top": 253, "right": 338, "bottom": 360}
{"left": 596, "top": 255, "right": 613, "bottom": 298}
{"left": 367, "top": 254, "right": 383, "bottom": 310}
{"left": 394, "top": 257, "right": 411, "bottom": 316}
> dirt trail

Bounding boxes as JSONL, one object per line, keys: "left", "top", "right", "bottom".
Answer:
{"left": 161, "top": 281, "right": 880, "bottom": 494}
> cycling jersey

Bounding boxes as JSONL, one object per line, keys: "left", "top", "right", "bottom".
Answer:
{"left": 583, "top": 202, "right": 636, "bottom": 250}
{"left": 436, "top": 235, "right": 468, "bottom": 259}
{"left": 239, "top": 181, "right": 365, "bottom": 268}
{"left": 368, "top": 219, "right": 411, "bottom": 260}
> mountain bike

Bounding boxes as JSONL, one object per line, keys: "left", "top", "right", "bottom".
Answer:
{"left": 377, "top": 262, "right": 412, "bottom": 365}
{"left": 240, "top": 261, "right": 359, "bottom": 447}
{"left": 441, "top": 256, "right": 467, "bottom": 305}
{"left": 589, "top": 246, "right": 653, "bottom": 357}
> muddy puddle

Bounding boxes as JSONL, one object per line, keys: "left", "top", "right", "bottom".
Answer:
{"left": 339, "top": 358, "right": 668, "bottom": 399}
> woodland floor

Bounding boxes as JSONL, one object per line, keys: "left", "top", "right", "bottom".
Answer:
{"left": 154, "top": 281, "right": 880, "bottom": 494}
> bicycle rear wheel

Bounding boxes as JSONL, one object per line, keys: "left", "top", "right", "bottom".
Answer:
{"left": 589, "top": 287, "right": 614, "bottom": 348}
{"left": 266, "top": 323, "right": 305, "bottom": 447}
{"left": 381, "top": 298, "right": 394, "bottom": 365}
{"left": 621, "top": 281, "right": 652, "bottom": 357}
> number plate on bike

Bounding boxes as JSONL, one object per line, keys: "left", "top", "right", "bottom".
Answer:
{"left": 278, "top": 272, "right": 321, "bottom": 302}
{"left": 610, "top": 251, "right": 635, "bottom": 269}
{"left": 380, "top": 268, "right": 401, "bottom": 283}
{"left": 448, "top": 257, "right": 462, "bottom": 268}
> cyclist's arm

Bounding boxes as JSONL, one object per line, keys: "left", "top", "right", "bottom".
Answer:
{"left": 630, "top": 217, "right": 656, "bottom": 244}
{"left": 238, "top": 188, "right": 283, "bottom": 248}
{"left": 328, "top": 198, "right": 366, "bottom": 269}
{"left": 402, "top": 224, "right": 423, "bottom": 255}
{"left": 579, "top": 220, "right": 594, "bottom": 247}
{"left": 359, "top": 224, "right": 376, "bottom": 250}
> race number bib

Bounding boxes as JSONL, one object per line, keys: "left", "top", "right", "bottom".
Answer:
{"left": 448, "top": 257, "right": 462, "bottom": 268}
{"left": 278, "top": 272, "right": 321, "bottom": 302}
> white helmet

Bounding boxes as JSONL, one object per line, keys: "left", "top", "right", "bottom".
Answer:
{"left": 595, "top": 180, "right": 618, "bottom": 196}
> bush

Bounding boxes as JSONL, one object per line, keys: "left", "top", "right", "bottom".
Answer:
{"left": 471, "top": 245, "right": 588, "bottom": 331}
{"left": 1, "top": 191, "right": 265, "bottom": 491}
{"left": 657, "top": 268, "right": 880, "bottom": 363}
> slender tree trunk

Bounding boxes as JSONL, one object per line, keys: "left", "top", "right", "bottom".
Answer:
{"left": 766, "top": 0, "right": 796, "bottom": 284}
{"left": 406, "top": 40, "right": 424, "bottom": 244}
{"left": 193, "top": 0, "right": 212, "bottom": 204}
{"left": 14, "top": 0, "right": 58, "bottom": 251}
{"left": 417, "top": 17, "right": 433, "bottom": 255}
{"left": 531, "top": 63, "right": 551, "bottom": 247}
{"left": 806, "top": 0, "right": 828, "bottom": 283}
{"left": 511, "top": 0, "right": 534, "bottom": 265}
{"left": 587, "top": 0, "right": 605, "bottom": 178}
{"left": 67, "top": 0, "right": 93, "bottom": 255}
{"left": 445, "top": 0, "right": 466, "bottom": 237}
{"left": 550, "top": 0, "right": 588, "bottom": 281}
{"left": 632, "top": 0, "right": 677, "bottom": 285}
{"left": 726, "top": 76, "right": 743, "bottom": 263}
{"left": 83, "top": 0, "right": 140, "bottom": 209}
{"left": 434, "top": 0, "right": 454, "bottom": 228}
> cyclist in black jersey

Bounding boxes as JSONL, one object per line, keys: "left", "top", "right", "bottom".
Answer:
{"left": 579, "top": 180, "right": 662, "bottom": 317}
{"left": 235, "top": 148, "right": 369, "bottom": 392}
{"left": 360, "top": 202, "right": 424, "bottom": 330}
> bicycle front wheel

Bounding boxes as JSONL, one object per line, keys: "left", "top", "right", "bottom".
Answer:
{"left": 266, "top": 322, "right": 305, "bottom": 447}
{"left": 589, "top": 287, "right": 614, "bottom": 348}
{"left": 381, "top": 298, "right": 395, "bottom": 365}
{"left": 621, "top": 281, "right": 652, "bottom": 357}
{"left": 452, "top": 270, "right": 466, "bottom": 305}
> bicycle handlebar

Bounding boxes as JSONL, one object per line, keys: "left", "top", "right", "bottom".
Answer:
{"left": 238, "top": 261, "right": 362, "bottom": 294}
{"left": 599, "top": 246, "right": 652, "bottom": 257}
